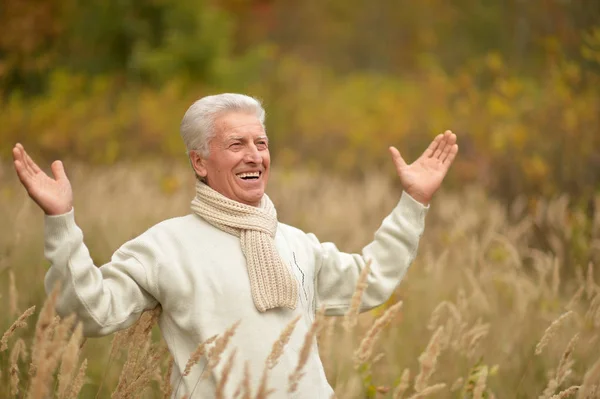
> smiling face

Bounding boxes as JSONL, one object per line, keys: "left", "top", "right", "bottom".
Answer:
{"left": 190, "top": 112, "right": 270, "bottom": 206}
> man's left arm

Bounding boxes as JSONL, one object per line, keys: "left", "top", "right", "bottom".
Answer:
{"left": 310, "top": 191, "right": 428, "bottom": 314}
{"left": 313, "top": 130, "right": 458, "bottom": 314}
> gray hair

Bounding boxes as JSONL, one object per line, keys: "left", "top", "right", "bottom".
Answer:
{"left": 180, "top": 93, "right": 266, "bottom": 158}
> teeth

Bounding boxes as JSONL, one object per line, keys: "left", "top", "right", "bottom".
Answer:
{"left": 237, "top": 172, "right": 260, "bottom": 178}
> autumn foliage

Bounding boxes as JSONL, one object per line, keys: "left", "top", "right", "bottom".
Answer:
{"left": 1, "top": 0, "right": 599, "bottom": 203}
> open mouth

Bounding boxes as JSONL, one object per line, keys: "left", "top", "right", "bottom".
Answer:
{"left": 236, "top": 171, "right": 262, "bottom": 181}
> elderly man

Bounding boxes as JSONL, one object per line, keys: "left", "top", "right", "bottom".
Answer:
{"left": 12, "top": 93, "right": 458, "bottom": 398}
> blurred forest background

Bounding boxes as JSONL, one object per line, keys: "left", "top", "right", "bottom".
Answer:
{"left": 1, "top": 0, "right": 599, "bottom": 204}
{"left": 2, "top": 1, "right": 600, "bottom": 398}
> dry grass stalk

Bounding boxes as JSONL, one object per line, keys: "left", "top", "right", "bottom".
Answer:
{"left": 108, "top": 329, "right": 134, "bottom": 361}
{"left": 552, "top": 258, "right": 561, "bottom": 298}
{"left": 376, "top": 386, "right": 391, "bottom": 395}
{"left": 473, "top": 365, "right": 488, "bottom": 399}
{"left": 254, "top": 363, "right": 276, "bottom": 399}
{"left": 57, "top": 322, "right": 84, "bottom": 398}
{"left": 288, "top": 307, "right": 325, "bottom": 394}
{"left": 207, "top": 321, "right": 241, "bottom": 372}
{"left": 242, "top": 363, "right": 253, "bottom": 399}
{"left": 65, "top": 358, "right": 88, "bottom": 399}
{"left": 183, "top": 320, "right": 242, "bottom": 398}
{"left": 161, "top": 356, "right": 174, "bottom": 399}
{"left": 392, "top": 368, "right": 410, "bottom": 399}
{"left": 96, "top": 326, "right": 138, "bottom": 399}
{"left": 178, "top": 321, "right": 240, "bottom": 399}
{"left": 319, "top": 316, "right": 337, "bottom": 372}
{"left": 232, "top": 361, "right": 251, "bottom": 399}
{"left": 575, "top": 266, "right": 586, "bottom": 293}
{"left": 427, "top": 301, "right": 446, "bottom": 331}
{"left": 1, "top": 305, "right": 35, "bottom": 351}
{"left": 585, "top": 293, "right": 600, "bottom": 328}
{"left": 9, "top": 269, "right": 18, "bottom": 317}
{"left": 119, "top": 344, "right": 169, "bottom": 398}
{"left": 27, "top": 313, "right": 76, "bottom": 399}
{"left": 29, "top": 284, "right": 61, "bottom": 377}
{"left": 183, "top": 335, "right": 218, "bottom": 376}
{"left": 112, "top": 307, "right": 163, "bottom": 398}
{"left": 556, "top": 334, "right": 579, "bottom": 384}
{"left": 354, "top": 301, "right": 403, "bottom": 367}
{"left": 450, "top": 377, "right": 464, "bottom": 392}
{"left": 535, "top": 310, "right": 574, "bottom": 355}
{"left": 465, "top": 269, "right": 491, "bottom": 313}
{"left": 9, "top": 337, "right": 27, "bottom": 396}
{"left": 406, "top": 383, "right": 446, "bottom": 399}
{"left": 414, "top": 326, "right": 445, "bottom": 392}
{"left": 443, "top": 315, "right": 463, "bottom": 351}
{"left": 578, "top": 356, "right": 600, "bottom": 399}
{"left": 542, "top": 380, "right": 560, "bottom": 399}
{"left": 456, "top": 289, "right": 469, "bottom": 321}
{"left": 47, "top": 313, "right": 77, "bottom": 360}
{"left": 427, "top": 301, "right": 456, "bottom": 331}
{"left": 462, "top": 321, "right": 490, "bottom": 358}
{"left": 565, "top": 286, "right": 584, "bottom": 311}
{"left": 372, "top": 352, "right": 385, "bottom": 365}
{"left": 587, "top": 262, "right": 596, "bottom": 300}
{"left": 266, "top": 315, "right": 301, "bottom": 370}
{"left": 254, "top": 314, "right": 303, "bottom": 399}
{"left": 542, "top": 338, "right": 578, "bottom": 399}
{"left": 215, "top": 349, "right": 237, "bottom": 399}
{"left": 343, "top": 259, "right": 372, "bottom": 331}
{"left": 550, "top": 386, "right": 579, "bottom": 399}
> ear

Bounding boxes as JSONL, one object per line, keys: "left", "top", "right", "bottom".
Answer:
{"left": 189, "top": 151, "right": 208, "bottom": 178}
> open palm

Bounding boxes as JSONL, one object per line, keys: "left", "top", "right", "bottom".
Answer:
{"left": 389, "top": 130, "right": 458, "bottom": 205}
{"left": 12, "top": 143, "right": 73, "bottom": 215}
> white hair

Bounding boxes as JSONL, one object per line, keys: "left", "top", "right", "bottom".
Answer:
{"left": 180, "top": 93, "right": 266, "bottom": 158}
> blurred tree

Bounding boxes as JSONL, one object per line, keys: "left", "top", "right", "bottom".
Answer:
{"left": 0, "top": 0, "right": 234, "bottom": 95}
{"left": 0, "top": 0, "right": 66, "bottom": 94}
{"left": 0, "top": 0, "right": 599, "bottom": 204}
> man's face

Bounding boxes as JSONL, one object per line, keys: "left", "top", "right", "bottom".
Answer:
{"left": 192, "top": 112, "right": 270, "bottom": 206}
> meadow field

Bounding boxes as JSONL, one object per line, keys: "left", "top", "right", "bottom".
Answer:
{"left": 1, "top": 162, "right": 599, "bottom": 398}
{"left": 2, "top": 0, "right": 599, "bottom": 397}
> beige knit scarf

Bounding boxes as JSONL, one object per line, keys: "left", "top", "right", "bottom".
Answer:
{"left": 190, "top": 181, "right": 298, "bottom": 312}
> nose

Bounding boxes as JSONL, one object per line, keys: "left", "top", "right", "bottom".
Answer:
{"left": 244, "top": 144, "right": 262, "bottom": 164}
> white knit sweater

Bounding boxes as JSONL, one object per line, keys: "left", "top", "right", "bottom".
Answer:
{"left": 43, "top": 192, "right": 428, "bottom": 398}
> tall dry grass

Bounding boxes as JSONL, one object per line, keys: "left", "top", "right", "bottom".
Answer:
{"left": 1, "top": 161, "right": 600, "bottom": 398}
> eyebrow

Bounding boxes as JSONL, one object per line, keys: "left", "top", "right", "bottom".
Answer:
{"left": 227, "top": 135, "right": 269, "bottom": 142}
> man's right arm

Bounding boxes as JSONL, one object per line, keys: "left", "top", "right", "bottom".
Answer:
{"left": 12, "top": 143, "right": 160, "bottom": 336}
{"left": 44, "top": 209, "right": 159, "bottom": 337}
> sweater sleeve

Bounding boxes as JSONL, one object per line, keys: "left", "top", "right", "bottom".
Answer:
{"left": 311, "top": 191, "right": 428, "bottom": 315}
{"left": 43, "top": 209, "right": 160, "bottom": 337}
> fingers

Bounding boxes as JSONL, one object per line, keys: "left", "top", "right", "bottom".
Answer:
{"left": 51, "top": 160, "right": 68, "bottom": 182}
{"left": 442, "top": 144, "right": 459, "bottom": 165}
{"left": 14, "top": 143, "right": 36, "bottom": 176}
{"left": 13, "top": 144, "right": 28, "bottom": 173}
{"left": 433, "top": 130, "right": 452, "bottom": 159}
{"left": 13, "top": 147, "right": 33, "bottom": 190}
{"left": 13, "top": 144, "right": 30, "bottom": 176}
{"left": 439, "top": 131, "right": 457, "bottom": 160}
{"left": 423, "top": 134, "right": 444, "bottom": 158}
{"left": 389, "top": 146, "right": 407, "bottom": 170}
{"left": 24, "top": 148, "right": 42, "bottom": 174}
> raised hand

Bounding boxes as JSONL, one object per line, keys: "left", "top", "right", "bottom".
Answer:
{"left": 389, "top": 130, "right": 458, "bottom": 205}
{"left": 12, "top": 143, "right": 73, "bottom": 215}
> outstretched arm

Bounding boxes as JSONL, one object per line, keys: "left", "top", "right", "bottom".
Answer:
{"left": 314, "top": 131, "right": 458, "bottom": 312}
{"left": 12, "top": 144, "right": 159, "bottom": 336}
{"left": 312, "top": 191, "right": 428, "bottom": 314}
